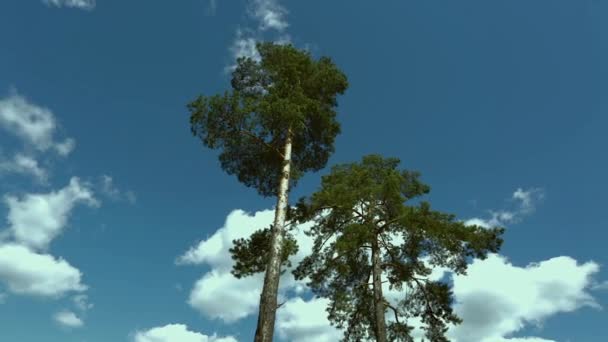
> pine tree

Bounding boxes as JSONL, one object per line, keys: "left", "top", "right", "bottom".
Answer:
{"left": 188, "top": 42, "right": 348, "bottom": 342}
{"left": 290, "top": 154, "right": 504, "bottom": 341}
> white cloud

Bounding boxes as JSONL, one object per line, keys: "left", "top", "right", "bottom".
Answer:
{"left": 492, "top": 338, "right": 556, "bottom": 342}
{"left": 448, "top": 254, "right": 600, "bottom": 342}
{"left": 54, "top": 138, "right": 75, "bottom": 156}
{"left": 0, "top": 243, "right": 86, "bottom": 297}
{"left": 463, "top": 217, "right": 492, "bottom": 229}
{"left": 189, "top": 269, "right": 263, "bottom": 322}
{"left": 178, "top": 209, "right": 314, "bottom": 323}
{"left": 133, "top": 324, "right": 237, "bottom": 342}
{"left": 180, "top": 208, "right": 604, "bottom": 342}
{"left": 592, "top": 280, "right": 608, "bottom": 291}
{"left": 99, "top": 175, "right": 136, "bottom": 204}
{"left": 0, "top": 92, "right": 75, "bottom": 156}
{"left": 465, "top": 187, "right": 544, "bottom": 228}
{"left": 229, "top": 30, "right": 261, "bottom": 63}
{"left": 3, "top": 177, "right": 98, "bottom": 251}
{"left": 42, "top": 0, "right": 95, "bottom": 10}
{"left": 72, "top": 294, "right": 93, "bottom": 311}
{"left": 250, "top": 0, "right": 289, "bottom": 32}
{"left": 178, "top": 209, "right": 272, "bottom": 321}
{"left": 225, "top": 0, "right": 291, "bottom": 70}
{"left": 53, "top": 310, "right": 84, "bottom": 328}
{"left": 0, "top": 292, "right": 6, "bottom": 303}
{"left": 513, "top": 188, "right": 544, "bottom": 214}
{"left": 0, "top": 154, "right": 48, "bottom": 182}
{"left": 276, "top": 297, "right": 343, "bottom": 342}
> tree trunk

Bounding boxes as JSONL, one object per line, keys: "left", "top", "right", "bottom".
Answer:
{"left": 371, "top": 238, "right": 388, "bottom": 342}
{"left": 254, "top": 131, "right": 293, "bottom": 342}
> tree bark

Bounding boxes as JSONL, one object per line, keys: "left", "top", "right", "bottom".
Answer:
{"left": 371, "top": 238, "right": 388, "bottom": 342}
{"left": 254, "top": 131, "right": 293, "bottom": 342}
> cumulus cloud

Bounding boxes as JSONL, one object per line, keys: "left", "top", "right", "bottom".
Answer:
{"left": 178, "top": 209, "right": 314, "bottom": 323}
{"left": 0, "top": 92, "right": 75, "bottom": 156}
{"left": 178, "top": 210, "right": 274, "bottom": 321}
{"left": 53, "top": 310, "right": 84, "bottom": 328}
{"left": 133, "top": 324, "right": 237, "bottom": 342}
{"left": 465, "top": 187, "right": 544, "bottom": 228}
{"left": 188, "top": 270, "right": 264, "bottom": 322}
{"left": 42, "top": 0, "right": 95, "bottom": 10}
{"left": 3, "top": 177, "right": 98, "bottom": 251}
{"left": 448, "top": 254, "right": 600, "bottom": 342}
{"left": 0, "top": 154, "right": 48, "bottom": 182}
{"left": 180, "top": 208, "right": 604, "bottom": 342}
{"left": 276, "top": 297, "right": 343, "bottom": 342}
{"left": 0, "top": 243, "right": 86, "bottom": 297}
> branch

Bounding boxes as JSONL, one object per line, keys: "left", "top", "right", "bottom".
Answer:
{"left": 411, "top": 277, "right": 437, "bottom": 319}
{"left": 238, "top": 129, "right": 285, "bottom": 159}
{"left": 384, "top": 300, "right": 402, "bottom": 325}
{"left": 378, "top": 214, "right": 407, "bottom": 232}
{"left": 218, "top": 103, "right": 285, "bottom": 158}
{"left": 318, "top": 232, "right": 337, "bottom": 251}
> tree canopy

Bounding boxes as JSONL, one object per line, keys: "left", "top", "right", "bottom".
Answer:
{"left": 188, "top": 42, "right": 349, "bottom": 197}
{"left": 289, "top": 154, "right": 505, "bottom": 341}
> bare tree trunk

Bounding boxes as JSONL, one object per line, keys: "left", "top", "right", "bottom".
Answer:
{"left": 371, "top": 238, "right": 388, "bottom": 342}
{"left": 254, "top": 131, "right": 293, "bottom": 342}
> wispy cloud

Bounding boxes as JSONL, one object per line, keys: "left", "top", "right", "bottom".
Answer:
{"left": 53, "top": 310, "right": 84, "bottom": 328}
{"left": 42, "top": 0, "right": 95, "bottom": 11}
{"left": 225, "top": 0, "right": 291, "bottom": 70}
{"left": 229, "top": 29, "right": 261, "bottom": 62}
{"left": 250, "top": 0, "right": 289, "bottom": 32}
{"left": 207, "top": 0, "right": 217, "bottom": 15}
{"left": 72, "top": 294, "right": 94, "bottom": 311}
{"left": 99, "top": 175, "right": 136, "bottom": 204}
{"left": 0, "top": 154, "right": 48, "bottom": 183}
{"left": 0, "top": 91, "right": 76, "bottom": 156}
{"left": 592, "top": 280, "right": 608, "bottom": 291}
{"left": 465, "top": 187, "right": 545, "bottom": 228}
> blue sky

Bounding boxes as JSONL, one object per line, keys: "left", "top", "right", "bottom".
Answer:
{"left": 0, "top": 0, "right": 606, "bottom": 341}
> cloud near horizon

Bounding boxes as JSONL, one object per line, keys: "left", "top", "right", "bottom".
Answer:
{"left": 178, "top": 203, "right": 604, "bottom": 342}
{"left": 42, "top": 0, "right": 95, "bottom": 10}
{"left": 133, "top": 324, "right": 237, "bottom": 342}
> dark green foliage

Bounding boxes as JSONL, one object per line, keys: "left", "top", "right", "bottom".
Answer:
{"left": 230, "top": 225, "right": 299, "bottom": 279}
{"left": 188, "top": 42, "right": 348, "bottom": 197}
{"left": 291, "top": 154, "right": 505, "bottom": 341}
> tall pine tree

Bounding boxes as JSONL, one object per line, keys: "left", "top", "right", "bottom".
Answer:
{"left": 188, "top": 42, "right": 348, "bottom": 342}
